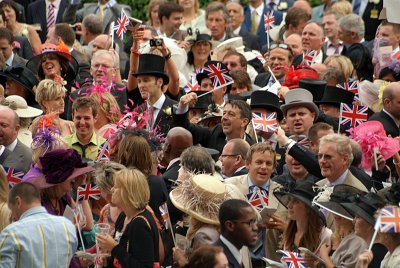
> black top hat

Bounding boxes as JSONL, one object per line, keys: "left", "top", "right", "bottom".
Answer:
{"left": 250, "top": 91, "right": 284, "bottom": 121}
{"left": 299, "top": 79, "right": 326, "bottom": 102}
{"left": 316, "top": 86, "right": 355, "bottom": 108}
{"left": 132, "top": 54, "right": 169, "bottom": 85}
{"left": 196, "top": 61, "right": 232, "bottom": 92}
{"left": 0, "top": 65, "right": 38, "bottom": 93}
{"left": 191, "top": 91, "right": 212, "bottom": 110}
{"left": 313, "top": 184, "right": 365, "bottom": 221}
{"left": 274, "top": 180, "right": 326, "bottom": 225}
{"left": 342, "top": 192, "right": 385, "bottom": 226}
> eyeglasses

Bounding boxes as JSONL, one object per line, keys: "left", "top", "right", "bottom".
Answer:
{"left": 270, "top": 43, "right": 289, "bottom": 50}
{"left": 219, "top": 154, "right": 239, "bottom": 159}
{"left": 232, "top": 219, "right": 257, "bottom": 227}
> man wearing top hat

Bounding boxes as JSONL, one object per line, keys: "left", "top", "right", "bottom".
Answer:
{"left": 317, "top": 86, "right": 355, "bottom": 119}
{"left": 132, "top": 53, "right": 177, "bottom": 137}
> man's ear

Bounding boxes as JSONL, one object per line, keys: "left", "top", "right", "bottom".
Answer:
{"left": 225, "top": 220, "right": 235, "bottom": 232}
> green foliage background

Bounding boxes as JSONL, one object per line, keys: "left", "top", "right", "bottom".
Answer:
{"left": 103, "top": 0, "right": 323, "bottom": 22}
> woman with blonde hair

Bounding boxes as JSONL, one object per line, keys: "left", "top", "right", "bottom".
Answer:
{"left": 324, "top": 55, "right": 354, "bottom": 81}
{"left": 330, "top": 0, "right": 352, "bottom": 16}
{"left": 176, "top": 0, "right": 206, "bottom": 33}
{"left": 0, "top": 168, "right": 9, "bottom": 231}
{"left": 147, "top": 0, "right": 164, "bottom": 34}
{"left": 96, "top": 168, "right": 160, "bottom": 267}
{"left": 32, "top": 79, "right": 74, "bottom": 136}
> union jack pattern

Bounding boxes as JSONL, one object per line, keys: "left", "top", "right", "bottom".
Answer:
{"left": 2, "top": 166, "right": 24, "bottom": 188}
{"left": 336, "top": 80, "right": 359, "bottom": 101}
{"left": 339, "top": 103, "right": 368, "bottom": 128}
{"left": 264, "top": 11, "right": 275, "bottom": 32}
{"left": 252, "top": 112, "right": 278, "bottom": 133}
{"left": 378, "top": 206, "right": 400, "bottom": 233}
{"left": 113, "top": 9, "right": 130, "bottom": 40}
{"left": 277, "top": 250, "right": 306, "bottom": 268}
{"left": 303, "top": 50, "right": 317, "bottom": 66}
{"left": 159, "top": 203, "right": 170, "bottom": 229}
{"left": 247, "top": 191, "right": 268, "bottom": 211}
{"left": 96, "top": 140, "right": 110, "bottom": 163}
{"left": 184, "top": 73, "right": 200, "bottom": 93}
{"left": 204, "top": 63, "right": 233, "bottom": 90}
{"left": 77, "top": 183, "right": 102, "bottom": 201}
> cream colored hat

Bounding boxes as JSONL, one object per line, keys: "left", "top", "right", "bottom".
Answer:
{"left": 0, "top": 95, "right": 43, "bottom": 118}
{"left": 170, "top": 174, "right": 237, "bottom": 225}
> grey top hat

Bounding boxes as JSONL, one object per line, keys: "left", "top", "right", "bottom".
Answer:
{"left": 280, "top": 88, "right": 319, "bottom": 121}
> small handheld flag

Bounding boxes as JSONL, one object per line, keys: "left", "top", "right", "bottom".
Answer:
{"left": 113, "top": 9, "right": 130, "bottom": 40}
{"left": 339, "top": 103, "right": 368, "bottom": 128}
{"left": 247, "top": 190, "right": 269, "bottom": 211}
{"left": 3, "top": 166, "right": 24, "bottom": 188}
{"left": 264, "top": 11, "right": 275, "bottom": 32}
{"left": 303, "top": 50, "right": 317, "bottom": 66}
{"left": 252, "top": 112, "right": 278, "bottom": 133}
{"left": 378, "top": 206, "right": 400, "bottom": 233}
{"left": 77, "top": 183, "right": 101, "bottom": 201}
{"left": 337, "top": 80, "right": 360, "bottom": 101}
{"left": 277, "top": 250, "right": 306, "bottom": 268}
{"left": 203, "top": 62, "right": 233, "bottom": 90}
{"left": 96, "top": 140, "right": 110, "bottom": 163}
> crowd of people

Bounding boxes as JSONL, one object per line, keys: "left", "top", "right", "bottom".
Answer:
{"left": 0, "top": 0, "right": 399, "bottom": 267}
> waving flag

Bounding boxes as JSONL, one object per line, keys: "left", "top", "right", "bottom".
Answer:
{"left": 77, "top": 183, "right": 101, "bottom": 201}
{"left": 247, "top": 191, "right": 268, "bottom": 211}
{"left": 337, "top": 80, "right": 359, "bottom": 101}
{"left": 3, "top": 166, "right": 23, "bottom": 188}
{"left": 303, "top": 50, "right": 317, "bottom": 66}
{"left": 378, "top": 206, "right": 400, "bottom": 233}
{"left": 252, "top": 112, "right": 278, "bottom": 133}
{"left": 339, "top": 103, "right": 368, "bottom": 128}
{"left": 277, "top": 250, "right": 306, "bottom": 268}
{"left": 184, "top": 74, "right": 200, "bottom": 93}
{"left": 96, "top": 140, "right": 110, "bottom": 163}
{"left": 264, "top": 11, "right": 275, "bottom": 32}
{"left": 113, "top": 9, "right": 130, "bottom": 40}
{"left": 298, "top": 137, "right": 311, "bottom": 149}
{"left": 204, "top": 63, "right": 233, "bottom": 90}
{"left": 159, "top": 203, "right": 171, "bottom": 229}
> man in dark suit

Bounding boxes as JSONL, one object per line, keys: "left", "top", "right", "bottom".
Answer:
{"left": 0, "top": 107, "right": 32, "bottom": 172}
{"left": 227, "top": 2, "right": 260, "bottom": 51}
{"left": 220, "top": 138, "right": 249, "bottom": 179}
{"left": 13, "top": 35, "right": 33, "bottom": 61}
{"left": 214, "top": 199, "right": 258, "bottom": 268}
{"left": 242, "top": 0, "right": 283, "bottom": 47}
{"left": 160, "top": 127, "right": 193, "bottom": 191}
{"left": 26, "top": 0, "right": 68, "bottom": 42}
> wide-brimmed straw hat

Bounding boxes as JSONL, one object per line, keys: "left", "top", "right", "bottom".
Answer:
{"left": 0, "top": 95, "right": 43, "bottom": 118}
{"left": 23, "top": 149, "right": 95, "bottom": 189}
{"left": 313, "top": 184, "right": 365, "bottom": 221}
{"left": 169, "top": 174, "right": 238, "bottom": 225}
{"left": 274, "top": 180, "right": 326, "bottom": 225}
{"left": 342, "top": 192, "right": 385, "bottom": 225}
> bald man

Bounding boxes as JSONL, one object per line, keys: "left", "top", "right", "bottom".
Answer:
{"left": 292, "top": 0, "right": 312, "bottom": 16}
{"left": 220, "top": 138, "right": 250, "bottom": 178}
{"left": 92, "top": 34, "right": 112, "bottom": 55}
{"left": 161, "top": 127, "right": 193, "bottom": 190}
{"left": 285, "top": 33, "right": 303, "bottom": 56}
{"left": 0, "top": 107, "right": 32, "bottom": 172}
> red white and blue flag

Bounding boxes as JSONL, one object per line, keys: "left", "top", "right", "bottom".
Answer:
{"left": 277, "top": 250, "right": 306, "bottom": 268}
{"left": 303, "top": 50, "right": 317, "bottom": 66}
{"left": 184, "top": 74, "right": 200, "bottom": 93}
{"left": 378, "top": 206, "right": 400, "bottom": 233}
{"left": 113, "top": 9, "right": 130, "bottom": 40}
{"left": 204, "top": 63, "right": 233, "bottom": 90}
{"left": 298, "top": 137, "right": 311, "bottom": 149}
{"left": 246, "top": 191, "right": 268, "bottom": 211}
{"left": 159, "top": 203, "right": 171, "bottom": 229}
{"left": 337, "top": 80, "right": 359, "bottom": 101}
{"left": 339, "top": 103, "right": 368, "bottom": 128}
{"left": 3, "top": 166, "right": 23, "bottom": 188}
{"left": 96, "top": 140, "right": 110, "bottom": 163}
{"left": 77, "top": 183, "right": 101, "bottom": 201}
{"left": 264, "top": 11, "right": 275, "bottom": 32}
{"left": 252, "top": 112, "right": 278, "bottom": 133}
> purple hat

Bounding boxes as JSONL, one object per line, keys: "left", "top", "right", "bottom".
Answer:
{"left": 23, "top": 149, "right": 94, "bottom": 189}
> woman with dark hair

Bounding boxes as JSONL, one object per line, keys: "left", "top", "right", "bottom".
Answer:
{"left": 183, "top": 245, "right": 228, "bottom": 268}
{"left": 0, "top": 0, "right": 41, "bottom": 54}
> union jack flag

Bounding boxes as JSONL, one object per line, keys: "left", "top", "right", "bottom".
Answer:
{"left": 3, "top": 166, "right": 24, "bottom": 188}
{"left": 303, "top": 50, "right": 317, "bottom": 66}
{"left": 277, "top": 250, "right": 306, "bottom": 268}
{"left": 247, "top": 191, "right": 268, "bottom": 211}
{"left": 96, "top": 140, "right": 110, "bottom": 163}
{"left": 337, "top": 80, "right": 359, "bottom": 101}
{"left": 298, "top": 137, "right": 311, "bottom": 149}
{"left": 184, "top": 74, "right": 200, "bottom": 93}
{"left": 339, "top": 103, "right": 368, "bottom": 128}
{"left": 378, "top": 206, "right": 400, "bottom": 233}
{"left": 159, "top": 203, "right": 170, "bottom": 229}
{"left": 204, "top": 63, "right": 233, "bottom": 90}
{"left": 252, "top": 112, "right": 278, "bottom": 133}
{"left": 113, "top": 9, "right": 130, "bottom": 40}
{"left": 77, "top": 183, "right": 101, "bottom": 201}
{"left": 264, "top": 11, "right": 275, "bottom": 32}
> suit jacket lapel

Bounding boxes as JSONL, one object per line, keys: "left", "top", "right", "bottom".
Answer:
{"left": 38, "top": 0, "right": 47, "bottom": 26}
{"left": 56, "top": 0, "right": 67, "bottom": 23}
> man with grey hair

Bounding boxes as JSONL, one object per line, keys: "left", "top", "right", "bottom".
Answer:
{"left": 297, "top": 21, "right": 326, "bottom": 64}
{"left": 206, "top": 2, "right": 232, "bottom": 41}
{"left": 81, "top": 14, "right": 103, "bottom": 59}
{"left": 317, "top": 133, "right": 367, "bottom": 191}
{"left": 338, "top": 14, "right": 365, "bottom": 46}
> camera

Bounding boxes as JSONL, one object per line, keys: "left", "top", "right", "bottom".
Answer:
{"left": 150, "top": 39, "right": 163, "bottom": 47}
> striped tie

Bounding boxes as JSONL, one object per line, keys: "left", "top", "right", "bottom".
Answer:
{"left": 47, "top": 4, "right": 55, "bottom": 32}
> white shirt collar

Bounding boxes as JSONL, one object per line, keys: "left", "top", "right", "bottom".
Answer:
{"left": 327, "top": 169, "right": 349, "bottom": 186}
{"left": 247, "top": 174, "right": 270, "bottom": 191}
{"left": 152, "top": 94, "right": 166, "bottom": 110}
{"left": 6, "top": 138, "right": 18, "bottom": 152}
{"left": 250, "top": 2, "right": 265, "bottom": 16}
{"left": 5, "top": 52, "right": 14, "bottom": 67}
{"left": 233, "top": 26, "right": 241, "bottom": 35}
{"left": 220, "top": 235, "right": 242, "bottom": 264}
{"left": 45, "top": 0, "right": 61, "bottom": 9}
{"left": 0, "top": 145, "right": 5, "bottom": 156}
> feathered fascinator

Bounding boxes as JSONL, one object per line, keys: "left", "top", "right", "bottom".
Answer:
{"left": 31, "top": 116, "right": 66, "bottom": 154}
{"left": 348, "top": 121, "right": 400, "bottom": 171}
{"left": 282, "top": 66, "right": 320, "bottom": 89}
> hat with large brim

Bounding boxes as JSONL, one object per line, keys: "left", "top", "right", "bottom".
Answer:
{"left": 250, "top": 91, "right": 284, "bottom": 121}
{"left": 26, "top": 43, "right": 79, "bottom": 83}
{"left": 132, "top": 54, "right": 169, "bottom": 85}
{"left": 299, "top": 79, "right": 326, "bottom": 102}
{"left": 187, "top": 33, "right": 219, "bottom": 52}
{"left": 313, "top": 184, "right": 365, "bottom": 221}
{"left": 0, "top": 95, "right": 43, "bottom": 118}
{"left": 191, "top": 91, "right": 212, "bottom": 110}
{"left": 341, "top": 192, "right": 385, "bottom": 225}
{"left": 380, "top": 182, "right": 400, "bottom": 205}
{"left": 23, "top": 148, "right": 95, "bottom": 189}
{"left": 273, "top": 180, "right": 326, "bottom": 225}
{"left": 316, "top": 86, "right": 355, "bottom": 107}
{"left": 0, "top": 65, "right": 38, "bottom": 93}
{"left": 198, "top": 104, "right": 223, "bottom": 127}
{"left": 280, "top": 88, "right": 319, "bottom": 120}
{"left": 169, "top": 173, "right": 234, "bottom": 225}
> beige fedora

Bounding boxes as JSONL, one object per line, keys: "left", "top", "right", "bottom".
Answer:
{"left": 280, "top": 88, "right": 319, "bottom": 120}
{"left": 170, "top": 174, "right": 237, "bottom": 225}
{"left": 0, "top": 95, "right": 43, "bottom": 118}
